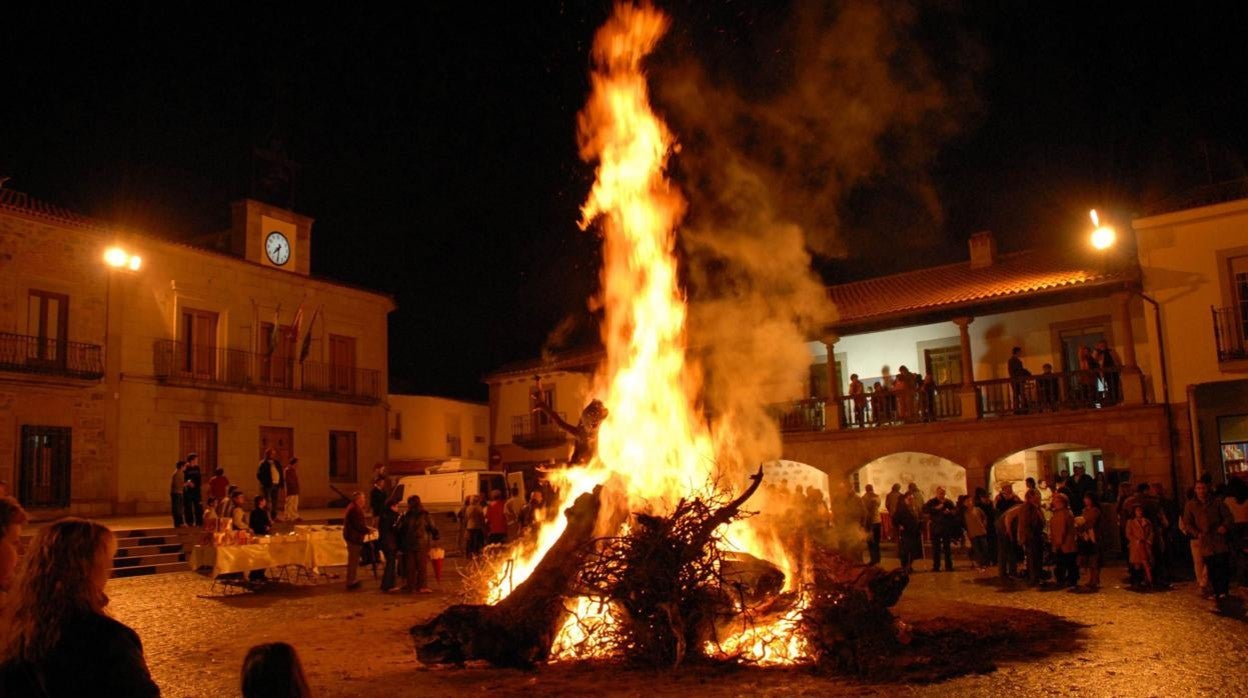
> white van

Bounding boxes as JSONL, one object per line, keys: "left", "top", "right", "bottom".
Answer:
{"left": 391, "top": 460, "right": 507, "bottom": 514}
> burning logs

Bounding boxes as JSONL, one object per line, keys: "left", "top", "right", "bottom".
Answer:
{"left": 800, "top": 546, "right": 910, "bottom": 675}
{"left": 410, "top": 486, "right": 605, "bottom": 668}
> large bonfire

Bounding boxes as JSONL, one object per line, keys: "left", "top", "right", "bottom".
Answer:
{"left": 412, "top": 1, "right": 908, "bottom": 672}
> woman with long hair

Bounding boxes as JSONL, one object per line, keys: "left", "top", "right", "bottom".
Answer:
{"left": 0, "top": 518, "right": 159, "bottom": 696}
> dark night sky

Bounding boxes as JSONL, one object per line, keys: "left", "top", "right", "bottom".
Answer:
{"left": 3, "top": 2, "right": 1248, "bottom": 400}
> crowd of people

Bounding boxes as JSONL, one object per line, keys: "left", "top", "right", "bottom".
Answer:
{"left": 456, "top": 485, "right": 547, "bottom": 558}
{"left": 169, "top": 449, "right": 305, "bottom": 534}
{"left": 867, "top": 471, "right": 1248, "bottom": 608}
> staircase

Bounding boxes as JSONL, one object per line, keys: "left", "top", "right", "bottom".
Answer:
{"left": 110, "top": 527, "right": 197, "bottom": 578}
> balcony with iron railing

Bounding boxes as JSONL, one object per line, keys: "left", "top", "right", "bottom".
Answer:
{"left": 1212, "top": 306, "right": 1248, "bottom": 362}
{"left": 775, "top": 367, "right": 1131, "bottom": 433}
{"left": 511, "top": 412, "right": 570, "bottom": 449}
{"left": 0, "top": 332, "right": 104, "bottom": 380}
{"left": 153, "top": 340, "right": 381, "bottom": 403}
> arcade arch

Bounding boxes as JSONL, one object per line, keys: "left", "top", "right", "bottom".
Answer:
{"left": 988, "top": 442, "right": 1117, "bottom": 498}
{"left": 851, "top": 451, "right": 968, "bottom": 502}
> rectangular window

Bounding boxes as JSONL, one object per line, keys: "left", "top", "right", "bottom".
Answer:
{"left": 808, "top": 361, "right": 843, "bottom": 399}
{"left": 1058, "top": 324, "right": 1107, "bottom": 373}
{"left": 27, "top": 290, "right": 69, "bottom": 366}
{"left": 19, "top": 425, "right": 71, "bottom": 508}
{"left": 179, "top": 308, "right": 219, "bottom": 378}
{"left": 1231, "top": 255, "right": 1248, "bottom": 339}
{"left": 329, "top": 430, "right": 357, "bottom": 482}
{"left": 473, "top": 415, "right": 487, "bottom": 444}
{"left": 535, "top": 387, "right": 555, "bottom": 426}
{"left": 445, "top": 413, "right": 462, "bottom": 457}
{"left": 329, "top": 334, "right": 357, "bottom": 393}
{"left": 179, "top": 422, "right": 218, "bottom": 470}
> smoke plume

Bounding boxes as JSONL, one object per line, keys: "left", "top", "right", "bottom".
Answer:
{"left": 653, "top": 0, "right": 975, "bottom": 471}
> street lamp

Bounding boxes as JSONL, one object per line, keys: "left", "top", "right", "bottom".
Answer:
{"left": 1089, "top": 209, "right": 1116, "bottom": 250}
{"left": 104, "top": 246, "right": 142, "bottom": 271}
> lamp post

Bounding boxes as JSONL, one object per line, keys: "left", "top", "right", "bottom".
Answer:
{"left": 102, "top": 244, "right": 141, "bottom": 516}
{"left": 102, "top": 245, "right": 142, "bottom": 374}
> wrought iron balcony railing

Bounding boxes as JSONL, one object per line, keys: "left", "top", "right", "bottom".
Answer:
{"left": 511, "top": 412, "right": 570, "bottom": 449}
{"left": 153, "top": 340, "right": 381, "bottom": 403}
{"left": 0, "top": 332, "right": 104, "bottom": 380}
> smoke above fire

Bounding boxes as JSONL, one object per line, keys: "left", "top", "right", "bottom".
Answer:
{"left": 648, "top": 0, "right": 974, "bottom": 473}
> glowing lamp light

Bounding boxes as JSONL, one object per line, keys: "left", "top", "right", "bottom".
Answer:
{"left": 127, "top": 255, "right": 142, "bottom": 271}
{"left": 1089, "top": 209, "right": 1116, "bottom": 250}
{"left": 104, "top": 247, "right": 129, "bottom": 267}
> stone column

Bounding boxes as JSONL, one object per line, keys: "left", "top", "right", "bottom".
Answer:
{"left": 1113, "top": 291, "right": 1145, "bottom": 405}
{"left": 952, "top": 317, "right": 980, "bottom": 420}
{"left": 823, "top": 335, "right": 844, "bottom": 430}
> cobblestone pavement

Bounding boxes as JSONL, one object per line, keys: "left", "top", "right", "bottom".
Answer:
{"left": 108, "top": 558, "right": 1248, "bottom": 697}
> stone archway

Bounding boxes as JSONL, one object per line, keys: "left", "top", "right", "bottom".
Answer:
{"left": 852, "top": 451, "right": 968, "bottom": 502}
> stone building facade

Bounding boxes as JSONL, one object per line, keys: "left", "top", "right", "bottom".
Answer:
{"left": 0, "top": 188, "right": 393, "bottom": 516}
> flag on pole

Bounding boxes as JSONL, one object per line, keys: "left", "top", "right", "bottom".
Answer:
{"left": 299, "top": 306, "right": 322, "bottom": 363}
{"left": 289, "top": 299, "right": 306, "bottom": 342}
{"left": 266, "top": 303, "right": 282, "bottom": 356}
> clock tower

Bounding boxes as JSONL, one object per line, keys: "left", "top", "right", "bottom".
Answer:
{"left": 227, "top": 199, "right": 313, "bottom": 275}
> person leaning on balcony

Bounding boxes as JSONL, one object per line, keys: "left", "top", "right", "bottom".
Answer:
{"left": 1077, "top": 345, "right": 1098, "bottom": 403}
{"left": 848, "top": 374, "right": 866, "bottom": 426}
{"left": 1037, "top": 364, "right": 1060, "bottom": 410}
{"left": 1007, "top": 346, "right": 1031, "bottom": 412}
{"left": 1093, "top": 339, "right": 1120, "bottom": 404}
{"left": 170, "top": 460, "right": 187, "bottom": 528}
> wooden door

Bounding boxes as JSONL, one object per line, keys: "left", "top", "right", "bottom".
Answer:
{"left": 180, "top": 308, "right": 218, "bottom": 378}
{"left": 27, "top": 290, "right": 68, "bottom": 367}
{"left": 329, "top": 334, "right": 356, "bottom": 393}
{"left": 259, "top": 426, "right": 294, "bottom": 466}
{"left": 260, "top": 322, "right": 294, "bottom": 387}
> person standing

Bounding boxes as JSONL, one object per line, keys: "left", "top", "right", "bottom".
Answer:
{"left": 1183, "top": 480, "right": 1234, "bottom": 606}
{"left": 962, "top": 494, "right": 989, "bottom": 570}
{"left": 256, "top": 449, "right": 283, "bottom": 518}
{"left": 1049, "top": 493, "right": 1079, "bottom": 590}
{"left": 397, "top": 495, "right": 436, "bottom": 593}
{"left": 504, "top": 485, "right": 525, "bottom": 539}
{"left": 861, "top": 484, "right": 882, "bottom": 565}
{"left": 283, "top": 458, "right": 301, "bottom": 523}
{"left": 464, "top": 495, "right": 486, "bottom": 558}
{"left": 170, "top": 460, "right": 187, "bottom": 528}
{"left": 996, "top": 492, "right": 1021, "bottom": 579}
{"left": 208, "top": 467, "right": 230, "bottom": 502}
{"left": 893, "top": 493, "right": 923, "bottom": 574}
{"left": 1007, "top": 346, "right": 1031, "bottom": 412}
{"left": 1016, "top": 489, "right": 1046, "bottom": 586}
{"left": 519, "top": 490, "right": 545, "bottom": 533}
{"left": 484, "top": 490, "right": 508, "bottom": 546}
{"left": 923, "top": 487, "right": 957, "bottom": 572}
{"left": 378, "top": 490, "right": 402, "bottom": 592}
{"left": 343, "top": 491, "right": 369, "bottom": 590}
{"left": 183, "top": 453, "right": 203, "bottom": 527}
{"left": 848, "top": 374, "right": 866, "bottom": 425}
{"left": 884, "top": 483, "right": 903, "bottom": 541}
{"left": 1077, "top": 492, "right": 1103, "bottom": 590}
{"left": 369, "top": 476, "right": 389, "bottom": 524}
{"left": 0, "top": 496, "right": 29, "bottom": 600}
{"left": 1126, "top": 504, "right": 1155, "bottom": 588}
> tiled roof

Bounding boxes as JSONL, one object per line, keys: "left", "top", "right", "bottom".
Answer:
{"left": 0, "top": 188, "right": 106, "bottom": 230}
{"left": 827, "top": 249, "right": 1138, "bottom": 327}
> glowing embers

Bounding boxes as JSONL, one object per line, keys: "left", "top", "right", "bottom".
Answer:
{"left": 550, "top": 597, "right": 619, "bottom": 661}
{"left": 709, "top": 595, "right": 811, "bottom": 666}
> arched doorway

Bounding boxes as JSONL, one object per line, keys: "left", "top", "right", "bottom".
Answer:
{"left": 852, "top": 451, "right": 968, "bottom": 501}
{"left": 989, "top": 442, "right": 1115, "bottom": 500}
{"left": 762, "top": 459, "right": 831, "bottom": 500}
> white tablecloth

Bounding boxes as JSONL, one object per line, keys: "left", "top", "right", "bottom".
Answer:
{"left": 191, "top": 530, "right": 348, "bottom": 578}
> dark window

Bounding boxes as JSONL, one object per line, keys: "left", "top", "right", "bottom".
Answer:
{"left": 19, "top": 425, "right": 71, "bottom": 508}
{"left": 808, "top": 361, "right": 844, "bottom": 398}
{"left": 27, "top": 290, "right": 68, "bottom": 367}
{"left": 924, "top": 346, "right": 963, "bottom": 385}
{"left": 329, "top": 430, "right": 357, "bottom": 482}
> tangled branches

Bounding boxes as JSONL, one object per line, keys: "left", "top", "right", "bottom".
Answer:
{"left": 569, "top": 466, "right": 765, "bottom": 667}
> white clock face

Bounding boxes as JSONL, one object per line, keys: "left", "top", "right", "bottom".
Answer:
{"left": 265, "top": 232, "right": 291, "bottom": 266}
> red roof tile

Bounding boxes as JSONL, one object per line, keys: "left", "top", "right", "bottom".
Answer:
{"left": 827, "top": 249, "right": 1137, "bottom": 327}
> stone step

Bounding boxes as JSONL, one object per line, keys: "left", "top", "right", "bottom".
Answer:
{"left": 112, "top": 552, "right": 187, "bottom": 569}
{"left": 115, "top": 543, "right": 187, "bottom": 558}
{"left": 110, "top": 561, "right": 190, "bottom": 579}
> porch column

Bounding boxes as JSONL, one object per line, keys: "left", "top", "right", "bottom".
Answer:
{"left": 952, "top": 316, "right": 980, "bottom": 420}
{"left": 1113, "top": 291, "right": 1145, "bottom": 405}
{"left": 823, "top": 335, "right": 844, "bottom": 430}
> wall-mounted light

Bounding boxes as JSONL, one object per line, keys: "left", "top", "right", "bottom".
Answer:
{"left": 104, "top": 246, "right": 142, "bottom": 271}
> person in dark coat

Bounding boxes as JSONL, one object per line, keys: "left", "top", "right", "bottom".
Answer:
{"left": 0, "top": 519, "right": 160, "bottom": 697}
{"left": 247, "top": 496, "right": 274, "bottom": 582}
{"left": 369, "top": 476, "right": 389, "bottom": 523}
{"left": 256, "top": 449, "right": 283, "bottom": 518}
{"left": 378, "top": 489, "right": 402, "bottom": 592}
{"left": 241, "top": 642, "right": 312, "bottom": 698}
{"left": 343, "top": 492, "right": 370, "bottom": 590}
{"left": 183, "top": 453, "right": 204, "bottom": 527}
{"left": 397, "top": 495, "right": 437, "bottom": 592}
{"left": 893, "top": 493, "right": 923, "bottom": 574}
{"left": 922, "top": 487, "right": 958, "bottom": 572}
